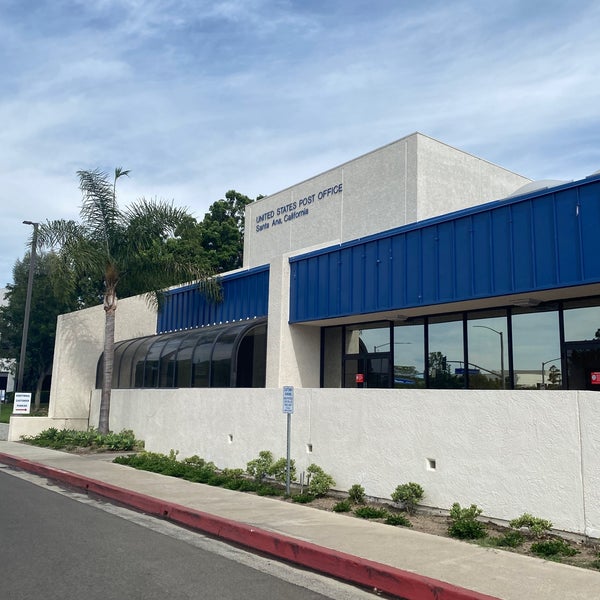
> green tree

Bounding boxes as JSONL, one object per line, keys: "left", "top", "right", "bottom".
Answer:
{"left": 38, "top": 168, "right": 216, "bottom": 433}
{"left": 0, "top": 252, "right": 79, "bottom": 408}
{"left": 198, "top": 190, "right": 256, "bottom": 272}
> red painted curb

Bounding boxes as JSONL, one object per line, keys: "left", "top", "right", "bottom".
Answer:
{"left": 0, "top": 452, "right": 499, "bottom": 600}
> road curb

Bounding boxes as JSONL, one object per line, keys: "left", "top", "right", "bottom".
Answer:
{"left": 0, "top": 452, "right": 499, "bottom": 600}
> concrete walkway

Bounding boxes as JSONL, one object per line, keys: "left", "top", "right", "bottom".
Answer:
{"left": 1, "top": 442, "right": 599, "bottom": 600}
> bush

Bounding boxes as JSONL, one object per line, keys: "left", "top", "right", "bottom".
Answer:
{"left": 333, "top": 500, "right": 352, "bottom": 513}
{"left": 291, "top": 493, "right": 315, "bottom": 504}
{"left": 256, "top": 485, "right": 285, "bottom": 497}
{"left": 385, "top": 513, "right": 412, "bottom": 527}
{"left": 269, "top": 457, "right": 297, "bottom": 484}
{"left": 348, "top": 484, "right": 366, "bottom": 504}
{"left": 495, "top": 530, "right": 525, "bottom": 548}
{"left": 306, "top": 463, "right": 335, "bottom": 497}
{"left": 354, "top": 506, "right": 388, "bottom": 519}
{"left": 531, "top": 539, "right": 578, "bottom": 559}
{"left": 391, "top": 482, "right": 424, "bottom": 515}
{"left": 246, "top": 450, "right": 274, "bottom": 482}
{"left": 448, "top": 503, "right": 487, "bottom": 540}
{"left": 22, "top": 427, "right": 143, "bottom": 451}
{"left": 509, "top": 513, "right": 553, "bottom": 538}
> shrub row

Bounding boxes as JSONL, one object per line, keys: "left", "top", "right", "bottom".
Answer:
{"left": 21, "top": 427, "right": 142, "bottom": 451}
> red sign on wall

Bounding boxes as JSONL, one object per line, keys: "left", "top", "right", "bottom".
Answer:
{"left": 355, "top": 373, "right": 364, "bottom": 384}
{"left": 590, "top": 372, "right": 600, "bottom": 385}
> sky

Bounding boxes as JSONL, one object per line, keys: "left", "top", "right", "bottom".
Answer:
{"left": 1, "top": 0, "right": 600, "bottom": 287}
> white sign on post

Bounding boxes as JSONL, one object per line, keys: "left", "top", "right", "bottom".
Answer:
{"left": 283, "top": 386, "right": 294, "bottom": 414}
{"left": 13, "top": 392, "right": 32, "bottom": 415}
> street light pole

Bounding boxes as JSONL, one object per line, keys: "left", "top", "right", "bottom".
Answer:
{"left": 16, "top": 221, "right": 39, "bottom": 393}
{"left": 541, "top": 357, "right": 561, "bottom": 389}
{"left": 473, "top": 325, "right": 505, "bottom": 389}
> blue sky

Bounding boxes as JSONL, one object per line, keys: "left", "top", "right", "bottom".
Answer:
{"left": 1, "top": 0, "right": 599, "bottom": 287}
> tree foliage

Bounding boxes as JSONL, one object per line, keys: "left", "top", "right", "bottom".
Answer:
{"left": 0, "top": 252, "right": 79, "bottom": 406}
{"left": 198, "top": 190, "right": 256, "bottom": 272}
{"left": 2, "top": 179, "right": 259, "bottom": 426}
{"left": 38, "top": 168, "right": 217, "bottom": 433}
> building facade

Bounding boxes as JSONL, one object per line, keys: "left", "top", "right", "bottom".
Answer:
{"left": 11, "top": 133, "right": 600, "bottom": 538}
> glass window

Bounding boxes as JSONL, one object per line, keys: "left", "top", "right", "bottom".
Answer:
{"left": 174, "top": 332, "right": 201, "bottom": 388}
{"left": 143, "top": 338, "right": 164, "bottom": 388}
{"left": 467, "top": 312, "right": 508, "bottom": 389}
{"left": 235, "top": 323, "right": 267, "bottom": 387}
{"left": 322, "top": 327, "right": 343, "bottom": 387}
{"left": 116, "top": 337, "right": 149, "bottom": 389}
{"left": 393, "top": 321, "right": 425, "bottom": 388}
{"left": 345, "top": 322, "right": 390, "bottom": 354}
{"left": 212, "top": 325, "right": 246, "bottom": 387}
{"left": 512, "top": 308, "right": 560, "bottom": 389}
{"left": 428, "top": 316, "right": 465, "bottom": 388}
{"left": 564, "top": 303, "right": 600, "bottom": 342}
{"left": 97, "top": 319, "right": 268, "bottom": 390}
{"left": 132, "top": 337, "right": 158, "bottom": 388}
{"left": 158, "top": 335, "right": 182, "bottom": 388}
{"left": 191, "top": 330, "right": 218, "bottom": 388}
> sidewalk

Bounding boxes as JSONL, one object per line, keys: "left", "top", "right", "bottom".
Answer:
{"left": 1, "top": 442, "right": 599, "bottom": 600}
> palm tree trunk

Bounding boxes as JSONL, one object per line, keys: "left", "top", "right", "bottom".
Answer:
{"left": 99, "top": 289, "right": 117, "bottom": 434}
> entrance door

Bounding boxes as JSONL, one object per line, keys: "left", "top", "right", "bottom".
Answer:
{"left": 564, "top": 341, "right": 600, "bottom": 390}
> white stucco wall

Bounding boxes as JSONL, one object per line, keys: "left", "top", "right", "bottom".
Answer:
{"left": 47, "top": 295, "right": 157, "bottom": 421}
{"left": 243, "top": 133, "right": 530, "bottom": 269}
{"left": 91, "top": 387, "right": 600, "bottom": 538}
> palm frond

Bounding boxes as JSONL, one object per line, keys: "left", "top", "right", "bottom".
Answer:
{"left": 77, "top": 169, "right": 123, "bottom": 252}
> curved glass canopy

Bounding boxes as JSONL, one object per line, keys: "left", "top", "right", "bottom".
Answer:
{"left": 96, "top": 319, "right": 267, "bottom": 389}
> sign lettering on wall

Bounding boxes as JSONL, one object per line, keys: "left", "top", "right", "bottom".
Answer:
{"left": 255, "top": 183, "right": 343, "bottom": 233}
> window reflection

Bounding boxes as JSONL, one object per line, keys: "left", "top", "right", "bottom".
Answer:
{"left": 393, "top": 321, "right": 425, "bottom": 388}
{"left": 428, "top": 316, "right": 464, "bottom": 388}
{"left": 563, "top": 304, "right": 600, "bottom": 341}
{"left": 345, "top": 322, "right": 390, "bottom": 354}
{"left": 512, "top": 309, "right": 560, "bottom": 389}
{"left": 467, "top": 313, "right": 508, "bottom": 389}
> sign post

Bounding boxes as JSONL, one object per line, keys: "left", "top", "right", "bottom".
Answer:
{"left": 13, "top": 392, "right": 32, "bottom": 415}
{"left": 282, "top": 386, "right": 294, "bottom": 495}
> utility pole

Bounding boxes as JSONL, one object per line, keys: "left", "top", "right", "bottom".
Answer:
{"left": 17, "top": 221, "right": 39, "bottom": 393}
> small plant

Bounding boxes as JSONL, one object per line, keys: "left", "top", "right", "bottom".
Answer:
{"left": 291, "top": 493, "right": 315, "bottom": 503}
{"left": 269, "top": 457, "right": 297, "bottom": 484}
{"left": 530, "top": 539, "right": 578, "bottom": 559}
{"left": 391, "top": 482, "right": 424, "bottom": 515}
{"left": 509, "top": 513, "right": 553, "bottom": 539}
{"left": 385, "top": 513, "right": 412, "bottom": 527}
{"left": 333, "top": 499, "right": 352, "bottom": 513}
{"left": 246, "top": 450, "right": 274, "bottom": 482}
{"left": 354, "top": 506, "right": 388, "bottom": 520}
{"left": 21, "top": 427, "right": 143, "bottom": 451}
{"left": 306, "top": 463, "right": 335, "bottom": 497}
{"left": 495, "top": 530, "right": 525, "bottom": 548}
{"left": 256, "top": 485, "right": 285, "bottom": 497}
{"left": 448, "top": 503, "right": 487, "bottom": 540}
{"left": 348, "top": 484, "right": 365, "bottom": 504}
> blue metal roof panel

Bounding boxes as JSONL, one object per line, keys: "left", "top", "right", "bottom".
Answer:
{"left": 157, "top": 265, "right": 269, "bottom": 333}
{"left": 289, "top": 176, "right": 600, "bottom": 323}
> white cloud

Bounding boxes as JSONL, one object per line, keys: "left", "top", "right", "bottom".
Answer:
{"left": 1, "top": 0, "right": 599, "bottom": 286}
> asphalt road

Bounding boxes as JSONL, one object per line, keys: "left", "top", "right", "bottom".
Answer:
{"left": 0, "top": 467, "right": 377, "bottom": 600}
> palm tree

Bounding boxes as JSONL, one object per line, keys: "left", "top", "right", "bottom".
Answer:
{"left": 38, "top": 168, "right": 216, "bottom": 434}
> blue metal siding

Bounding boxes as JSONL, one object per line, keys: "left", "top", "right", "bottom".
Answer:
{"left": 157, "top": 265, "right": 269, "bottom": 333}
{"left": 289, "top": 177, "right": 600, "bottom": 323}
